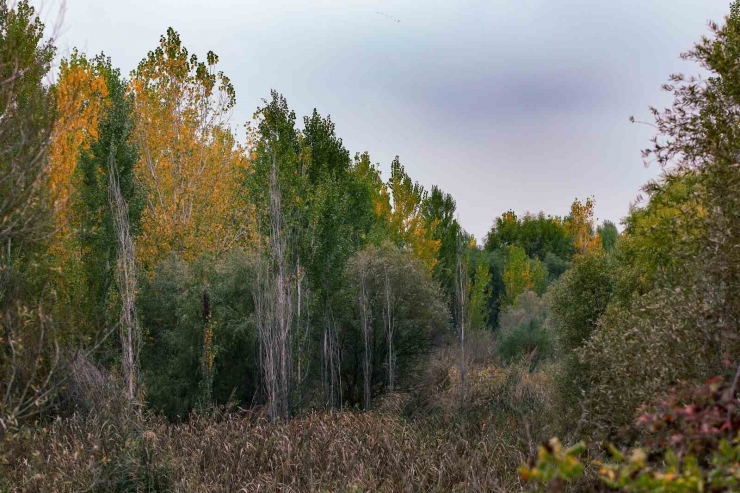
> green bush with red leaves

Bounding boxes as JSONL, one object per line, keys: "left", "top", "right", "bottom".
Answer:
{"left": 520, "top": 377, "right": 740, "bottom": 492}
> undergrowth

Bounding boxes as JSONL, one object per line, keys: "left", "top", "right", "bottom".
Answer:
{"left": 0, "top": 362, "right": 556, "bottom": 492}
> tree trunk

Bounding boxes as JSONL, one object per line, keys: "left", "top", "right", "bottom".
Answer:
{"left": 360, "top": 261, "right": 371, "bottom": 410}
{"left": 108, "top": 147, "right": 140, "bottom": 403}
{"left": 383, "top": 266, "right": 394, "bottom": 393}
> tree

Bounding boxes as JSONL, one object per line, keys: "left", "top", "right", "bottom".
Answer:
{"left": 49, "top": 51, "right": 108, "bottom": 240}
{"left": 572, "top": 0, "right": 740, "bottom": 434}
{"left": 345, "top": 243, "right": 448, "bottom": 406}
{"left": 247, "top": 91, "right": 304, "bottom": 419}
{"left": 467, "top": 251, "right": 491, "bottom": 332}
{"left": 0, "top": 0, "right": 55, "bottom": 245}
{"left": 0, "top": 0, "right": 58, "bottom": 430}
{"left": 597, "top": 220, "right": 619, "bottom": 253}
{"left": 530, "top": 257, "right": 548, "bottom": 296}
{"left": 485, "top": 210, "right": 572, "bottom": 261}
{"left": 565, "top": 197, "right": 601, "bottom": 256}
{"left": 455, "top": 233, "right": 468, "bottom": 408}
{"left": 497, "top": 291, "right": 552, "bottom": 367}
{"left": 423, "top": 185, "right": 460, "bottom": 311}
{"left": 74, "top": 56, "right": 144, "bottom": 401}
{"left": 502, "top": 245, "right": 532, "bottom": 307}
{"left": 131, "top": 28, "right": 247, "bottom": 269}
{"left": 549, "top": 248, "right": 614, "bottom": 411}
{"left": 386, "top": 157, "right": 440, "bottom": 271}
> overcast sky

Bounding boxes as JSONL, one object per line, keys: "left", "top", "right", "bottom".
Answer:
{"left": 38, "top": 0, "right": 732, "bottom": 241}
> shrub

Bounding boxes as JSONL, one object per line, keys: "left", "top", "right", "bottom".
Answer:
{"left": 520, "top": 377, "right": 740, "bottom": 492}
{"left": 579, "top": 275, "right": 729, "bottom": 436}
{"left": 497, "top": 291, "right": 553, "bottom": 369}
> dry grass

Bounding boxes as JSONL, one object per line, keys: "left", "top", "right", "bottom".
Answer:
{"left": 0, "top": 363, "right": 558, "bottom": 492}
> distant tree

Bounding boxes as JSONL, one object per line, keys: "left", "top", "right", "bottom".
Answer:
{"left": 422, "top": 185, "right": 460, "bottom": 313}
{"left": 485, "top": 210, "right": 571, "bottom": 261}
{"left": 565, "top": 197, "right": 601, "bottom": 256}
{"left": 502, "top": 245, "right": 532, "bottom": 307}
{"left": 497, "top": 291, "right": 552, "bottom": 368}
{"left": 597, "top": 220, "right": 619, "bottom": 253}
{"left": 386, "top": 157, "right": 440, "bottom": 271}
{"left": 550, "top": 249, "right": 613, "bottom": 352}
{"left": 467, "top": 248, "right": 490, "bottom": 332}
{"left": 530, "top": 257, "right": 548, "bottom": 296}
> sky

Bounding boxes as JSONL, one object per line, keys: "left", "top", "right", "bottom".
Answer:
{"left": 36, "top": 0, "right": 733, "bottom": 241}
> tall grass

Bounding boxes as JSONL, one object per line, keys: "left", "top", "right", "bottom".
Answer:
{"left": 1, "top": 363, "right": 557, "bottom": 492}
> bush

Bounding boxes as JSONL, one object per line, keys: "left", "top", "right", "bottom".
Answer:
{"left": 140, "top": 251, "right": 259, "bottom": 420}
{"left": 578, "top": 275, "right": 729, "bottom": 436}
{"left": 520, "top": 378, "right": 740, "bottom": 492}
{"left": 497, "top": 291, "right": 553, "bottom": 369}
{"left": 499, "top": 318, "right": 553, "bottom": 368}
{"left": 549, "top": 250, "right": 614, "bottom": 353}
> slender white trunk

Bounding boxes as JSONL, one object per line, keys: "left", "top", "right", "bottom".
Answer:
{"left": 359, "top": 262, "right": 371, "bottom": 410}
{"left": 456, "top": 234, "right": 467, "bottom": 411}
{"left": 108, "top": 147, "right": 140, "bottom": 403}
{"left": 254, "top": 146, "right": 295, "bottom": 420}
{"left": 383, "top": 266, "right": 394, "bottom": 393}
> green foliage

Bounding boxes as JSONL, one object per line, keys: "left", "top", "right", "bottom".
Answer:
{"left": 140, "top": 252, "right": 258, "bottom": 420}
{"left": 74, "top": 55, "right": 142, "bottom": 342}
{"left": 467, "top": 253, "right": 490, "bottom": 332}
{"left": 502, "top": 245, "right": 531, "bottom": 308}
{"left": 548, "top": 248, "right": 614, "bottom": 418}
{"left": 497, "top": 291, "right": 552, "bottom": 368}
{"left": 343, "top": 243, "right": 449, "bottom": 405}
{"left": 530, "top": 257, "right": 548, "bottom": 296}
{"left": 543, "top": 252, "right": 569, "bottom": 283}
{"left": 0, "top": 0, "right": 59, "bottom": 430}
{"left": 597, "top": 220, "right": 619, "bottom": 253}
{"left": 579, "top": 281, "right": 727, "bottom": 434}
{"left": 498, "top": 318, "right": 552, "bottom": 369}
{"left": 549, "top": 249, "right": 613, "bottom": 353}
{"left": 485, "top": 211, "right": 572, "bottom": 262}
{"left": 423, "top": 185, "right": 460, "bottom": 318}
{"left": 248, "top": 90, "right": 304, "bottom": 237}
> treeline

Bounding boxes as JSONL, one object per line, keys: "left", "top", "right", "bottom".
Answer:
{"left": 0, "top": 2, "right": 606, "bottom": 426}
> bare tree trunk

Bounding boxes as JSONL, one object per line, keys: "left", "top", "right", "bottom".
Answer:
{"left": 359, "top": 261, "right": 371, "bottom": 410}
{"left": 254, "top": 146, "right": 295, "bottom": 421}
{"left": 456, "top": 234, "right": 467, "bottom": 411}
{"left": 383, "top": 266, "right": 394, "bottom": 393}
{"left": 322, "top": 308, "right": 342, "bottom": 409}
{"left": 108, "top": 148, "right": 141, "bottom": 403}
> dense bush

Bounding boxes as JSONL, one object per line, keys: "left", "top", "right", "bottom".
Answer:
{"left": 140, "top": 251, "right": 258, "bottom": 420}
{"left": 578, "top": 269, "right": 729, "bottom": 436}
{"left": 496, "top": 291, "right": 553, "bottom": 368}
{"left": 342, "top": 243, "right": 449, "bottom": 406}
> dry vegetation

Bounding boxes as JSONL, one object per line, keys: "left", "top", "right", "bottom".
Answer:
{"left": 1, "top": 359, "right": 557, "bottom": 493}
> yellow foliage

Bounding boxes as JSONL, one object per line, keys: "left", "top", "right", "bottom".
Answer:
{"left": 130, "top": 34, "right": 250, "bottom": 270}
{"left": 566, "top": 196, "right": 601, "bottom": 256}
{"left": 49, "top": 55, "right": 109, "bottom": 239}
